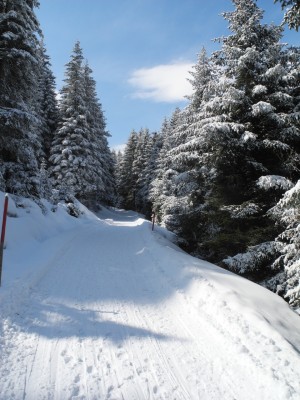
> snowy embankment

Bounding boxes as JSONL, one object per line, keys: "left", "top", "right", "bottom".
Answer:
{"left": 0, "top": 192, "right": 300, "bottom": 400}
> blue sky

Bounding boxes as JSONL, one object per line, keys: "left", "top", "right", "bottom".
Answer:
{"left": 36, "top": 0, "right": 299, "bottom": 149}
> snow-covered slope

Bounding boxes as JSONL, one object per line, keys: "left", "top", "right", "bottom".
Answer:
{"left": 0, "top": 193, "right": 300, "bottom": 400}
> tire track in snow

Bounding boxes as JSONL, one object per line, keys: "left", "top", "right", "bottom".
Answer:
{"left": 116, "top": 223, "right": 235, "bottom": 400}
{"left": 0, "top": 215, "right": 299, "bottom": 399}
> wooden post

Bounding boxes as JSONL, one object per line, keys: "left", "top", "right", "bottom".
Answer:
{"left": 0, "top": 194, "right": 9, "bottom": 287}
{"left": 151, "top": 212, "right": 156, "bottom": 231}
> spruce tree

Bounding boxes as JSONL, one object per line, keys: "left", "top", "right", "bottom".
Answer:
{"left": 132, "top": 128, "right": 152, "bottom": 212}
{"left": 83, "top": 62, "right": 116, "bottom": 206}
{"left": 150, "top": 117, "right": 174, "bottom": 222}
{"left": 170, "top": 0, "right": 300, "bottom": 267}
{"left": 117, "top": 130, "right": 138, "bottom": 209}
{"left": 153, "top": 0, "right": 300, "bottom": 278}
{"left": 0, "top": 0, "right": 44, "bottom": 197}
{"left": 112, "top": 149, "right": 123, "bottom": 207}
{"left": 37, "top": 41, "right": 59, "bottom": 162}
{"left": 50, "top": 45, "right": 115, "bottom": 207}
{"left": 268, "top": 180, "right": 300, "bottom": 308}
{"left": 140, "top": 132, "right": 163, "bottom": 218}
{"left": 186, "top": 47, "right": 214, "bottom": 111}
{"left": 156, "top": 109, "right": 192, "bottom": 234}
{"left": 215, "top": 0, "right": 300, "bottom": 275}
{"left": 50, "top": 42, "right": 93, "bottom": 200}
{"left": 275, "top": 0, "right": 300, "bottom": 30}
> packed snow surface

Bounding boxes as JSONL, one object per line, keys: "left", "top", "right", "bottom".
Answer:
{"left": 0, "top": 193, "right": 300, "bottom": 400}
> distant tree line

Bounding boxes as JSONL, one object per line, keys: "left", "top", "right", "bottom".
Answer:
{"left": 116, "top": 0, "right": 300, "bottom": 308}
{"left": 0, "top": 0, "right": 116, "bottom": 210}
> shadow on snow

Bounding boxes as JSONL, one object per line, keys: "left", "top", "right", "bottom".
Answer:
{"left": 1, "top": 210, "right": 230, "bottom": 343}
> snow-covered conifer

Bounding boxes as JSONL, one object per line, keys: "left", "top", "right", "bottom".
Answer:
{"left": 50, "top": 42, "right": 93, "bottom": 200}
{"left": 213, "top": 0, "right": 300, "bottom": 268}
{"left": 186, "top": 47, "right": 213, "bottom": 111}
{"left": 117, "top": 130, "right": 138, "bottom": 209}
{"left": 0, "top": 0, "right": 44, "bottom": 197}
{"left": 37, "top": 41, "right": 59, "bottom": 162}
{"left": 275, "top": 0, "right": 300, "bottom": 30}
{"left": 149, "top": 108, "right": 192, "bottom": 234}
{"left": 50, "top": 45, "right": 115, "bottom": 207}
{"left": 132, "top": 129, "right": 153, "bottom": 212}
{"left": 268, "top": 181, "right": 300, "bottom": 307}
{"left": 38, "top": 158, "right": 52, "bottom": 200}
{"left": 82, "top": 62, "right": 116, "bottom": 206}
{"left": 139, "top": 132, "right": 163, "bottom": 217}
{"left": 152, "top": 0, "right": 300, "bottom": 273}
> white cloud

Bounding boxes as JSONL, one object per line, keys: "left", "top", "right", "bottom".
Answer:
{"left": 128, "top": 61, "right": 194, "bottom": 103}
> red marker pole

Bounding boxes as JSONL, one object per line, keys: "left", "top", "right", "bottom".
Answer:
{"left": 0, "top": 194, "right": 9, "bottom": 287}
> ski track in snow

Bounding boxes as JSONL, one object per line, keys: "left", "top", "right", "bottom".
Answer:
{"left": 0, "top": 210, "right": 300, "bottom": 400}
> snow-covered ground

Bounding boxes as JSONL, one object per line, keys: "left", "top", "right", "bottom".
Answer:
{"left": 0, "top": 192, "right": 300, "bottom": 400}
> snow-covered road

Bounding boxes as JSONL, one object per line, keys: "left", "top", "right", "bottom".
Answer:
{"left": 0, "top": 207, "right": 300, "bottom": 400}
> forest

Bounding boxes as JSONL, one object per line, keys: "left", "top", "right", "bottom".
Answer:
{"left": 0, "top": 0, "right": 299, "bottom": 308}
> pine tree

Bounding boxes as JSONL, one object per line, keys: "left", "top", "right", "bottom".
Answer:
{"left": 50, "top": 45, "right": 115, "bottom": 207}
{"left": 117, "top": 130, "right": 138, "bottom": 209}
{"left": 112, "top": 149, "right": 123, "bottom": 207}
{"left": 37, "top": 41, "right": 59, "bottom": 162}
{"left": 153, "top": 0, "right": 300, "bottom": 276}
{"left": 268, "top": 180, "right": 300, "bottom": 307}
{"left": 186, "top": 47, "right": 214, "bottom": 111}
{"left": 158, "top": 109, "right": 193, "bottom": 234}
{"left": 150, "top": 117, "right": 174, "bottom": 222}
{"left": 82, "top": 62, "right": 115, "bottom": 206}
{"left": 0, "top": 0, "right": 44, "bottom": 197}
{"left": 214, "top": 0, "right": 300, "bottom": 274}
{"left": 132, "top": 128, "right": 153, "bottom": 213}
{"left": 116, "top": 128, "right": 161, "bottom": 216}
{"left": 149, "top": 119, "right": 169, "bottom": 200}
{"left": 38, "top": 158, "right": 52, "bottom": 199}
{"left": 50, "top": 42, "right": 93, "bottom": 200}
{"left": 140, "top": 131, "right": 163, "bottom": 218}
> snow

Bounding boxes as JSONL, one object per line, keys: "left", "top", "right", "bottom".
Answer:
{"left": 270, "top": 180, "right": 300, "bottom": 225}
{"left": 241, "top": 131, "right": 257, "bottom": 142}
{"left": 252, "top": 101, "right": 275, "bottom": 116}
{"left": 0, "top": 192, "right": 300, "bottom": 399}
{"left": 252, "top": 85, "right": 267, "bottom": 96}
{"left": 265, "top": 64, "right": 285, "bottom": 79}
{"left": 223, "top": 241, "right": 277, "bottom": 274}
{"left": 256, "top": 175, "right": 294, "bottom": 191}
{"left": 221, "top": 202, "right": 261, "bottom": 218}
